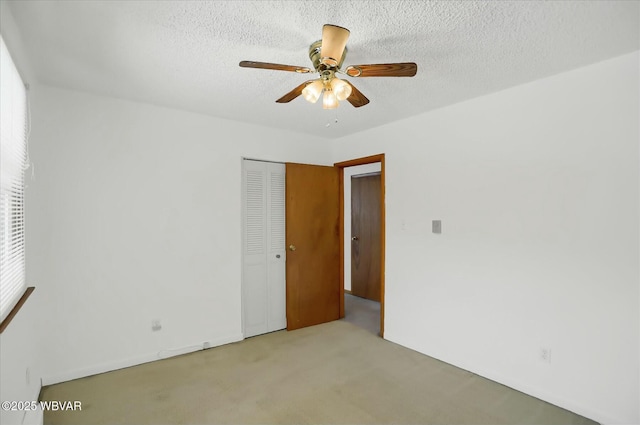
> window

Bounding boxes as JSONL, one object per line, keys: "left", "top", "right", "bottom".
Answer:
{"left": 0, "top": 36, "right": 28, "bottom": 327}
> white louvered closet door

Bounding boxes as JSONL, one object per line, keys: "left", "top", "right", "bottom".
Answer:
{"left": 242, "top": 160, "right": 286, "bottom": 338}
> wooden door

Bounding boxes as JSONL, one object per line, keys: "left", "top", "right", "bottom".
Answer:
{"left": 286, "top": 163, "right": 340, "bottom": 330}
{"left": 351, "top": 173, "right": 381, "bottom": 301}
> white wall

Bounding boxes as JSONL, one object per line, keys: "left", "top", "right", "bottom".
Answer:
{"left": 26, "top": 85, "right": 332, "bottom": 385}
{"left": 343, "top": 163, "right": 381, "bottom": 291}
{"left": 0, "top": 297, "right": 44, "bottom": 425}
{"left": 331, "top": 52, "right": 640, "bottom": 425}
{"left": 0, "top": 4, "right": 44, "bottom": 425}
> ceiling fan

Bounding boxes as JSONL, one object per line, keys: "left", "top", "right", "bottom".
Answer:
{"left": 239, "top": 24, "right": 417, "bottom": 109}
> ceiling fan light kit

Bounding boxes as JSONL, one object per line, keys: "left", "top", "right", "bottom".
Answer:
{"left": 240, "top": 24, "right": 417, "bottom": 109}
{"left": 301, "top": 78, "right": 352, "bottom": 108}
{"left": 301, "top": 80, "right": 323, "bottom": 103}
{"left": 322, "top": 86, "right": 338, "bottom": 110}
{"left": 331, "top": 78, "right": 352, "bottom": 101}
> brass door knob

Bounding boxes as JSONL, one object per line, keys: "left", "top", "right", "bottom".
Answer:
{"left": 289, "top": 244, "right": 296, "bottom": 251}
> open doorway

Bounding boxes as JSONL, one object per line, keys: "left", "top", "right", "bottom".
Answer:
{"left": 335, "top": 155, "right": 386, "bottom": 337}
{"left": 344, "top": 166, "right": 381, "bottom": 336}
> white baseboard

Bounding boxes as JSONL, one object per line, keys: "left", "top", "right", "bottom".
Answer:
{"left": 21, "top": 381, "right": 44, "bottom": 425}
{"left": 41, "top": 333, "right": 243, "bottom": 386}
{"left": 21, "top": 406, "right": 43, "bottom": 425}
{"left": 465, "top": 364, "right": 627, "bottom": 425}
{"left": 384, "top": 334, "right": 628, "bottom": 425}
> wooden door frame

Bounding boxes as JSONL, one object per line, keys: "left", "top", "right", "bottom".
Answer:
{"left": 334, "top": 154, "right": 386, "bottom": 337}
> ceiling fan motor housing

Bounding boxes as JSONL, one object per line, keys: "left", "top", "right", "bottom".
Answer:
{"left": 308, "top": 40, "right": 347, "bottom": 72}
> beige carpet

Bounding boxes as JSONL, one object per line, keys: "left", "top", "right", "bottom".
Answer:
{"left": 41, "top": 321, "right": 597, "bottom": 425}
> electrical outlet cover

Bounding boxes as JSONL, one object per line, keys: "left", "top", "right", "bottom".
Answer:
{"left": 540, "top": 347, "right": 551, "bottom": 363}
{"left": 151, "top": 320, "right": 162, "bottom": 331}
{"left": 432, "top": 220, "right": 442, "bottom": 234}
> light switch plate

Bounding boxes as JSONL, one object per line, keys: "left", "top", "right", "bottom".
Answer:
{"left": 432, "top": 220, "right": 442, "bottom": 234}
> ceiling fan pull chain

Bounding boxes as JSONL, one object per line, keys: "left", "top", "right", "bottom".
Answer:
{"left": 325, "top": 109, "right": 338, "bottom": 127}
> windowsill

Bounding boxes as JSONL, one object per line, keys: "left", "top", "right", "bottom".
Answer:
{"left": 0, "top": 287, "right": 35, "bottom": 334}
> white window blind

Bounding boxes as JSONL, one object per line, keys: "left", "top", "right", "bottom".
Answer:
{"left": 0, "top": 36, "right": 28, "bottom": 324}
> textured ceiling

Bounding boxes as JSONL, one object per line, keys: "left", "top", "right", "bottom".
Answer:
{"left": 5, "top": 1, "right": 639, "bottom": 138}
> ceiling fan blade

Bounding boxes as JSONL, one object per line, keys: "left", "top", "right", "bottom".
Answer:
{"left": 275, "top": 81, "right": 314, "bottom": 103}
{"left": 345, "top": 62, "right": 417, "bottom": 77}
{"left": 344, "top": 81, "right": 369, "bottom": 108}
{"left": 320, "top": 24, "right": 350, "bottom": 67}
{"left": 240, "top": 61, "right": 312, "bottom": 73}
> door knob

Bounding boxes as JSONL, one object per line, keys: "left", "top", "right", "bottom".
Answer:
{"left": 289, "top": 244, "right": 296, "bottom": 251}
{"left": 351, "top": 236, "right": 359, "bottom": 241}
